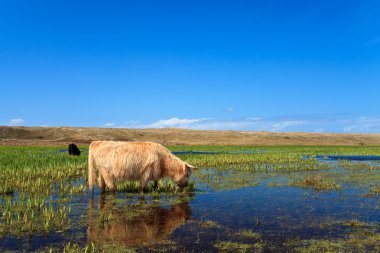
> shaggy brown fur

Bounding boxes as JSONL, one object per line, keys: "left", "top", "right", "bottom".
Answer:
{"left": 88, "top": 141, "right": 195, "bottom": 193}
{"left": 87, "top": 196, "right": 191, "bottom": 246}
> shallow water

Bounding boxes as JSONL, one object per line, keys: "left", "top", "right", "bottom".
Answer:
{"left": 172, "top": 150, "right": 267, "bottom": 155}
{"left": 2, "top": 178, "right": 380, "bottom": 252}
{"left": 176, "top": 186, "right": 380, "bottom": 251}
{"left": 2, "top": 151, "right": 380, "bottom": 252}
{"left": 316, "top": 155, "right": 380, "bottom": 161}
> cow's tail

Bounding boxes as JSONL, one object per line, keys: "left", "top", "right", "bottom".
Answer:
{"left": 88, "top": 144, "right": 96, "bottom": 192}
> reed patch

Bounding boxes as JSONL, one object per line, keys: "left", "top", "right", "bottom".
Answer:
{"left": 1, "top": 145, "right": 380, "bottom": 251}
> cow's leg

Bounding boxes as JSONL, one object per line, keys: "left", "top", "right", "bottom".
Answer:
{"left": 139, "top": 179, "right": 147, "bottom": 194}
{"left": 98, "top": 170, "right": 106, "bottom": 194}
{"left": 140, "top": 170, "right": 152, "bottom": 194}
{"left": 101, "top": 167, "right": 116, "bottom": 192}
{"left": 153, "top": 181, "right": 158, "bottom": 191}
{"left": 98, "top": 194, "right": 106, "bottom": 209}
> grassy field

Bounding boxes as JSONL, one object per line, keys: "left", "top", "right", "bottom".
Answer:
{"left": 1, "top": 145, "right": 380, "bottom": 252}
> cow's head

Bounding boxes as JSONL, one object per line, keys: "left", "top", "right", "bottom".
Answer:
{"left": 175, "top": 162, "right": 195, "bottom": 188}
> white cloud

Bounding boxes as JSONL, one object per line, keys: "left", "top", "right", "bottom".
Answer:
{"left": 224, "top": 107, "right": 235, "bottom": 113}
{"left": 313, "top": 128, "right": 325, "bottom": 133}
{"left": 271, "top": 120, "right": 308, "bottom": 132}
{"left": 144, "top": 117, "right": 206, "bottom": 128}
{"left": 101, "top": 120, "right": 142, "bottom": 128}
{"left": 8, "top": 118, "right": 25, "bottom": 126}
{"left": 363, "top": 37, "right": 380, "bottom": 47}
{"left": 342, "top": 117, "right": 380, "bottom": 133}
{"left": 246, "top": 117, "right": 262, "bottom": 121}
{"left": 137, "top": 117, "right": 310, "bottom": 131}
{"left": 107, "top": 115, "right": 380, "bottom": 133}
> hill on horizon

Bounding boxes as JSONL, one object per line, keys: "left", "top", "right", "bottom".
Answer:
{"left": 1, "top": 126, "right": 379, "bottom": 146}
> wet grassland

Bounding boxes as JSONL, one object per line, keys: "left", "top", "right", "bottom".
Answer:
{"left": 1, "top": 145, "right": 380, "bottom": 252}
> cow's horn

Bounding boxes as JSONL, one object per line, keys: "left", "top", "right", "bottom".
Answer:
{"left": 185, "top": 162, "right": 197, "bottom": 169}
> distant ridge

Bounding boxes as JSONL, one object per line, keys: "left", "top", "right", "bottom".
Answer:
{"left": 1, "top": 126, "right": 379, "bottom": 146}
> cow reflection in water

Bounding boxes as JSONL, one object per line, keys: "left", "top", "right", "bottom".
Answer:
{"left": 87, "top": 196, "right": 192, "bottom": 246}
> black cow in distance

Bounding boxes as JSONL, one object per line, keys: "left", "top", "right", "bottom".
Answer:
{"left": 68, "top": 143, "right": 81, "bottom": 156}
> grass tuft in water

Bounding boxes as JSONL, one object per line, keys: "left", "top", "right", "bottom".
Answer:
{"left": 199, "top": 220, "right": 221, "bottom": 228}
{"left": 213, "top": 240, "right": 264, "bottom": 253}
{"left": 59, "top": 242, "right": 136, "bottom": 253}
{"left": 234, "top": 229, "right": 261, "bottom": 240}
{"left": 369, "top": 186, "right": 380, "bottom": 195}
{"left": 115, "top": 180, "right": 196, "bottom": 194}
{"left": 285, "top": 226, "right": 380, "bottom": 253}
{"left": 289, "top": 173, "right": 342, "bottom": 191}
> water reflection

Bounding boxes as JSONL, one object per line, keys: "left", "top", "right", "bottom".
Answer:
{"left": 87, "top": 195, "right": 192, "bottom": 247}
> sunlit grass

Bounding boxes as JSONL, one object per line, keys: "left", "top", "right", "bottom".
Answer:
{"left": 213, "top": 240, "right": 264, "bottom": 253}
{"left": 235, "top": 229, "right": 261, "bottom": 239}
{"left": 0, "top": 196, "right": 72, "bottom": 237}
{"left": 59, "top": 242, "right": 136, "bottom": 253}
{"left": 115, "top": 179, "right": 195, "bottom": 193}
{"left": 1, "top": 145, "right": 380, "bottom": 251}
{"left": 0, "top": 146, "right": 87, "bottom": 197}
{"left": 199, "top": 220, "right": 221, "bottom": 228}
{"left": 370, "top": 186, "right": 380, "bottom": 195}
{"left": 289, "top": 173, "right": 342, "bottom": 191}
{"left": 285, "top": 232, "right": 380, "bottom": 253}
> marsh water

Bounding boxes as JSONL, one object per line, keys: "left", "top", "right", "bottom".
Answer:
{"left": 1, "top": 149, "right": 380, "bottom": 252}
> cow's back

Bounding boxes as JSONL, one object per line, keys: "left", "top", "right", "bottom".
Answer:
{"left": 90, "top": 141, "right": 166, "bottom": 180}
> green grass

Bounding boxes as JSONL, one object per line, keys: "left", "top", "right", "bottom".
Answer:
{"left": 1, "top": 145, "right": 380, "bottom": 251}
{"left": 57, "top": 242, "right": 136, "bottom": 253}
{"left": 199, "top": 220, "right": 221, "bottom": 228}
{"left": 234, "top": 229, "right": 261, "bottom": 239}
{"left": 116, "top": 179, "right": 196, "bottom": 193}
{"left": 169, "top": 145, "right": 380, "bottom": 156}
{"left": 1, "top": 145, "right": 380, "bottom": 195}
{"left": 0, "top": 146, "right": 87, "bottom": 196}
{"left": 213, "top": 240, "right": 264, "bottom": 253}
{"left": 177, "top": 153, "right": 323, "bottom": 172}
{"left": 289, "top": 173, "right": 342, "bottom": 191}
{"left": 286, "top": 233, "right": 380, "bottom": 253}
{"left": 0, "top": 196, "right": 72, "bottom": 237}
{"left": 284, "top": 219, "right": 380, "bottom": 252}
{"left": 370, "top": 186, "right": 380, "bottom": 195}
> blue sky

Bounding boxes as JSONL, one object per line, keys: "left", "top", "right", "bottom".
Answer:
{"left": 1, "top": 0, "right": 379, "bottom": 133}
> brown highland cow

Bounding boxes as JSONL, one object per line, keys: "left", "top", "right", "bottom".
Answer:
{"left": 88, "top": 141, "right": 195, "bottom": 193}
